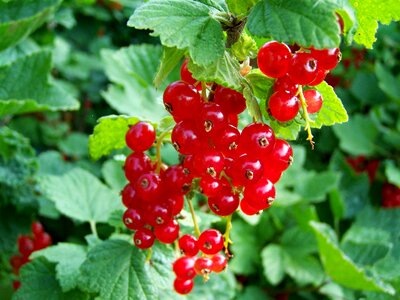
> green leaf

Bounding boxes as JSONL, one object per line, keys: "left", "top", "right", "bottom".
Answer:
{"left": 375, "top": 63, "right": 400, "bottom": 101}
{"left": 79, "top": 239, "right": 174, "bottom": 300}
{"left": 41, "top": 168, "right": 121, "bottom": 223}
{"left": 189, "top": 271, "right": 237, "bottom": 300}
{"left": 245, "top": 69, "right": 274, "bottom": 100}
{"left": 101, "top": 159, "right": 127, "bottom": 192}
{"left": 349, "top": 0, "right": 400, "bottom": 48}
{"left": 231, "top": 33, "right": 258, "bottom": 61}
{"left": 261, "top": 244, "right": 285, "bottom": 285}
{"left": 101, "top": 45, "right": 171, "bottom": 122}
{"left": 312, "top": 81, "right": 348, "bottom": 128}
{"left": 13, "top": 257, "right": 89, "bottom": 300}
{"left": 58, "top": 133, "right": 89, "bottom": 158}
{"left": 0, "top": 51, "right": 79, "bottom": 117}
{"left": 269, "top": 120, "right": 301, "bottom": 140}
{"left": 227, "top": 0, "right": 259, "bottom": 15}
{"left": 188, "top": 51, "right": 243, "bottom": 90}
{"left": 385, "top": 160, "right": 400, "bottom": 187}
{"left": 281, "top": 226, "right": 318, "bottom": 256}
{"left": 310, "top": 221, "right": 395, "bottom": 294}
{"left": 128, "top": 0, "right": 225, "bottom": 66}
{"left": 333, "top": 114, "right": 379, "bottom": 156}
{"left": 0, "top": 0, "right": 62, "bottom": 51}
{"left": 32, "top": 243, "right": 87, "bottom": 292}
{"left": 88, "top": 115, "right": 139, "bottom": 160}
{"left": 283, "top": 253, "right": 324, "bottom": 286}
{"left": 294, "top": 170, "right": 340, "bottom": 202}
{"left": 236, "top": 286, "right": 271, "bottom": 300}
{"left": 0, "top": 207, "right": 30, "bottom": 254}
{"left": 243, "top": 85, "right": 263, "bottom": 122}
{"left": 154, "top": 46, "right": 185, "bottom": 88}
{"left": 247, "top": 0, "right": 341, "bottom": 49}
{"left": 37, "top": 151, "right": 73, "bottom": 176}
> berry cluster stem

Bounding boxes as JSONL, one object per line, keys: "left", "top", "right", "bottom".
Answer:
{"left": 155, "top": 130, "right": 172, "bottom": 174}
{"left": 186, "top": 196, "right": 201, "bottom": 237}
{"left": 297, "top": 85, "right": 315, "bottom": 149}
{"left": 89, "top": 220, "right": 98, "bottom": 238}
{"left": 223, "top": 214, "right": 233, "bottom": 256}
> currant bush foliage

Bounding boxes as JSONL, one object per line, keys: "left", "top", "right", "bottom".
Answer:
{"left": 0, "top": 0, "right": 400, "bottom": 300}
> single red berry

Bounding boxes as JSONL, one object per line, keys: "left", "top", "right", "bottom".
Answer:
{"left": 123, "top": 208, "right": 145, "bottom": 230}
{"left": 269, "top": 139, "right": 293, "bottom": 171}
{"left": 173, "top": 256, "right": 196, "bottom": 279}
{"left": 174, "top": 278, "right": 194, "bottom": 295}
{"left": 213, "top": 86, "right": 246, "bottom": 115}
{"left": 134, "top": 172, "right": 161, "bottom": 201}
{"left": 198, "top": 229, "right": 224, "bottom": 255}
{"left": 134, "top": 228, "right": 155, "bottom": 249}
{"left": 164, "top": 193, "right": 185, "bottom": 216}
{"left": 211, "top": 253, "right": 227, "bottom": 273}
{"left": 33, "top": 232, "right": 52, "bottom": 250}
{"left": 13, "top": 281, "right": 21, "bottom": 290}
{"left": 180, "top": 59, "right": 197, "bottom": 86}
{"left": 121, "top": 184, "right": 140, "bottom": 208}
{"left": 154, "top": 219, "right": 180, "bottom": 244}
{"left": 239, "top": 123, "right": 276, "bottom": 157}
{"left": 31, "top": 221, "right": 44, "bottom": 237}
{"left": 18, "top": 236, "right": 35, "bottom": 257}
{"left": 163, "top": 81, "right": 202, "bottom": 121}
{"left": 194, "top": 257, "right": 213, "bottom": 275}
{"left": 308, "top": 68, "right": 328, "bottom": 86}
{"left": 10, "top": 255, "right": 24, "bottom": 274}
{"left": 303, "top": 89, "right": 323, "bottom": 114}
{"left": 199, "top": 176, "right": 229, "bottom": 197}
{"left": 273, "top": 75, "right": 298, "bottom": 95}
{"left": 161, "top": 165, "right": 193, "bottom": 195}
{"left": 268, "top": 91, "right": 300, "bottom": 122}
{"left": 199, "top": 103, "right": 228, "bottom": 136}
{"left": 227, "top": 114, "right": 239, "bottom": 127}
{"left": 382, "top": 182, "right": 400, "bottom": 208}
{"left": 124, "top": 152, "right": 154, "bottom": 183}
{"left": 147, "top": 203, "right": 173, "bottom": 227}
{"left": 171, "top": 120, "right": 202, "bottom": 155}
{"left": 208, "top": 189, "right": 239, "bottom": 216}
{"left": 125, "top": 122, "right": 156, "bottom": 152}
{"left": 230, "top": 154, "right": 264, "bottom": 187}
{"left": 240, "top": 198, "right": 260, "bottom": 216}
{"left": 198, "top": 150, "right": 225, "bottom": 178}
{"left": 213, "top": 125, "right": 240, "bottom": 158}
{"left": 288, "top": 52, "right": 318, "bottom": 85}
{"left": 258, "top": 41, "right": 292, "bottom": 78}
{"left": 183, "top": 155, "right": 201, "bottom": 177}
{"left": 244, "top": 177, "right": 276, "bottom": 210}
{"left": 262, "top": 166, "right": 282, "bottom": 184}
{"left": 311, "top": 48, "right": 341, "bottom": 70}
{"left": 178, "top": 234, "right": 199, "bottom": 257}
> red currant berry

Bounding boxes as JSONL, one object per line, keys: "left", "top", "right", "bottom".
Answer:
{"left": 154, "top": 219, "right": 180, "bottom": 244}
{"left": 13, "top": 281, "right": 21, "bottom": 290}
{"left": 10, "top": 255, "right": 24, "bottom": 274}
{"left": 214, "top": 125, "right": 240, "bottom": 158}
{"left": 134, "top": 228, "right": 155, "bottom": 249}
{"left": 199, "top": 103, "right": 228, "bottom": 136}
{"left": 288, "top": 52, "right": 318, "bottom": 85}
{"left": 121, "top": 184, "right": 140, "bottom": 208}
{"left": 161, "top": 165, "right": 193, "bottom": 195}
{"left": 164, "top": 193, "right": 185, "bottom": 216}
{"left": 311, "top": 48, "right": 341, "bottom": 70}
{"left": 163, "top": 81, "right": 202, "bottom": 121}
{"left": 227, "top": 114, "right": 239, "bottom": 127}
{"left": 240, "top": 198, "right": 260, "bottom": 216}
{"left": 171, "top": 120, "right": 202, "bottom": 155}
{"left": 273, "top": 75, "right": 298, "bottom": 95}
{"left": 33, "top": 232, "right": 52, "bottom": 250}
{"left": 268, "top": 91, "right": 300, "bottom": 122}
{"left": 178, "top": 234, "right": 199, "bottom": 257}
{"left": 31, "top": 221, "right": 44, "bottom": 237}
{"left": 258, "top": 41, "right": 292, "bottom": 78}
{"left": 199, "top": 177, "right": 228, "bottom": 197}
{"left": 211, "top": 253, "right": 227, "bottom": 273}
{"left": 147, "top": 203, "right": 173, "bottom": 227}
{"left": 198, "top": 229, "right": 224, "bottom": 255}
{"left": 262, "top": 166, "right": 282, "bottom": 184}
{"left": 125, "top": 122, "right": 156, "bottom": 152}
{"left": 208, "top": 189, "right": 239, "bottom": 216}
{"left": 198, "top": 150, "right": 225, "bottom": 178}
{"left": 303, "top": 89, "right": 323, "bottom": 114}
{"left": 382, "top": 182, "right": 400, "bottom": 208}
{"left": 230, "top": 154, "right": 264, "bottom": 187}
{"left": 174, "top": 278, "right": 194, "bottom": 295}
{"left": 213, "top": 86, "right": 246, "bottom": 115}
{"left": 239, "top": 123, "right": 276, "bottom": 156}
{"left": 194, "top": 257, "right": 213, "bottom": 275}
{"left": 18, "top": 236, "right": 35, "bottom": 257}
{"left": 180, "top": 59, "right": 197, "bottom": 86}
{"left": 244, "top": 177, "right": 276, "bottom": 210}
{"left": 124, "top": 152, "right": 154, "bottom": 183}
{"left": 134, "top": 172, "right": 161, "bottom": 201}
{"left": 173, "top": 256, "right": 196, "bottom": 279}
{"left": 269, "top": 139, "right": 293, "bottom": 171}
{"left": 123, "top": 208, "right": 145, "bottom": 230}
{"left": 308, "top": 68, "right": 328, "bottom": 86}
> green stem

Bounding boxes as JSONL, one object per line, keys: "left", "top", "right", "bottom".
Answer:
{"left": 186, "top": 196, "right": 201, "bottom": 237}
{"left": 145, "top": 248, "right": 152, "bottom": 263}
{"left": 155, "top": 130, "right": 172, "bottom": 174}
{"left": 223, "top": 214, "right": 233, "bottom": 255}
{"left": 89, "top": 220, "right": 98, "bottom": 238}
{"left": 297, "top": 85, "right": 315, "bottom": 149}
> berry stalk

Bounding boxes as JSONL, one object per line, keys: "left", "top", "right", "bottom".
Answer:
{"left": 186, "top": 195, "right": 201, "bottom": 238}
{"left": 223, "top": 214, "right": 233, "bottom": 255}
{"left": 297, "top": 85, "right": 315, "bottom": 149}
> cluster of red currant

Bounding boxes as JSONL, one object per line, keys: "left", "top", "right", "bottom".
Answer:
{"left": 258, "top": 41, "right": 341, "bottom": 122}
{"left": 9, "top": 221, "right": 52, "bottom": 290}
{"left": 173, "top": 229, "right": 227, "bottom": 294}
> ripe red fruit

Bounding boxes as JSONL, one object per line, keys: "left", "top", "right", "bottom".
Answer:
{"left": 230, "top": 154, "right": 264, "bottom": 187}
{"left": 164, "top": 194, "right": 184, "bottom": 216}
{"left": 199, "top": 103, "right": 228, "bottom": 136}
{"left": 163, "top": 81, "right": 202, "bottom": 121}
{"left": 121, "top": 184, "right": 140, "bottom": 208}
{"left": 198, "top": 229, "right": 224, "bottom": 255}
{"left": 288, "top": 52, "right": 318, "bottom": 85}
{"left": 124, "top": 152, "right": 154, "bottom": 183}
{"left": 10, "top": 255, "right": 24, "bottom": 274}
{"left": 171, "top": 120, "right": 202, "bottom": 155}
{"left": 273, "top": 75, "right": 298, "bottom": 95}
{"left": 382, "top": 182, "right": 400, "bottom": 208}
{"left": 308, "top": 68, "right": 328, "bottom": 86}
{"left": 125, "top": 122, "right": 156, "bottom": 152}
{"left": 211, "top": 253, "right": 227, "bottom": 273}
{"left": 134, "top": 172, "right": 161, "bottom": 201}
{"left": 258, "top": 41, "right": 292, "bottom": 78}
{"left": 174, "top": 278, "right": 194, "bottom": 295}
{"left": 33, "top": 232, "right": 52, "bottom": 250}
{"left": 161, "top": 165, "right": 193, "bottom": 195}
{"left": 243, "top": 177, "right": 276, "bottom": 210}
{"left": 173, "top": 257, "right": 196, "bottom": 279}
{"left": 178, "top": 234, "right": 199, "bottom": 256}
{"left": 208, "top": 190, "right": 239, "bottom": 216}
{"left": 123, "top": 208, "right": 145, "bottom": 230}
{"left": 213, "top": 86, "right": 246, "bottom": 115}
{"left": 214, "top": 125, "right": 240, "bottom": 158}
{"left": 303, "top": 89, "right": 323, "bottom": 114}
{"left": 18, "top": 236, "right": 35, "bottom": 257}
{"left": 239, "top": 123, "right": 276, "bottom": 156}
{"left": 180, "top": 59, "right": 197, "bottom": 86}
{"left": 31, "top": 222, "right": 44, "bottom": 237}
{"left": 311, "top": 48, "right": 341, "bottom": 70}
{"left": 199, "top": 176, "right": 228, "bottom": 197}
{"left": 198, "top": 150, "right": 225, "bottom": 178}
{"left": 194, "top": 257, "right": 213, "bottom": 275}
{"left": 13, "top": 281, "right": 21, "bottom": 290}
{"left": 268, "top": 91, "right": 300, "bottom": 122}
{"left": 269, "top": 139, "right": 293, "bottom": 171}
{"left": 154, "top": 219, "right": 180, "bottom": 244}
{"left": 134, "top": 228, "right": 155, "bottom": 249}
{"left": 240, "top": 198, "right": 260, "bottom": 216}
{"left": 147, "top": 203, "right": 173, "bottom": 227}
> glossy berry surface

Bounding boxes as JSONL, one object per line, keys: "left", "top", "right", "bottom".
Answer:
{"left": 124, "top": 152, "right": 154, "bottom": 183}
{"left": 268, "top": 91, "right": 300, "bottom": 122}
{"left": 171, "top": 120, "right": 202, "bottom": 155}
{"left": 121, "top": 184, "right": 139, "bottom": 208}
{"left": 134, "top": 228, "right": 155, "bottom": 249}
{"left": 31, "top": 222, "right": 44, "bottom": 237}
{"left": 244, "top": 177, "right": 276, "bottom": 210}
{"left": 174, "top": 278, "right": 194, "bottom": 295}
{"left": 273, "top": 75, "right": 298, "bottom": 95}
{"left": 33, "top": 233, "right": 52, "bottom": 250}
{"left": 134, "top": 172, "right": 161, "bottom": 201}
{"left": 194, "top": 257, "right": 213, "bottom": 275}
{"left": 288, "top": 52, "right": 318, "bottom": 85}
{"left": 230, "top": 154, "right": 264, "bottom": 187}
{"left": 123, "top": 208, "right": 145, "bottom": 230}
{"left": 154, "top": 218, "right": 180, "bottom": 244}
{"left": 213, "top": 86, "right": 246, "bottom": 115}
{"left": 211, "top": 254, "right": 228, "bottom": 273}
{"left": 199, "top": 150, "right": 225, "bottom": 178}
{"left": 239, "top": 123, "right": 276, "bottom": 156}
{"left": 258, "top": 41, "right": 292, "bottom": 78}
{"left": 180, "top": 59, "right": 197, "bottom": 86}
{"left": 18, "top": 236, "right": 35, "bottom": 257}
{"left": 125, "top": 121, "right": 156, "bottom": 152}
{"left": 303, "top": 89, "right": 323, "bottom": 114}
{"left": 199, "top": 103, "right": 228, "bottom": 136}
{"left": 173, "top": 257, "right": 196, "bottom": 279}
{"left": 208, "top": 190, "right": 239, "bottom": 216}
{"left": 178, "top": 234, "right": 199, "bottom": 256}
{"left": 198, "top": 229, "right": 224, "bottom": 255}
{"left": 311, "top": 48, "right": 341, "bottom": 70}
